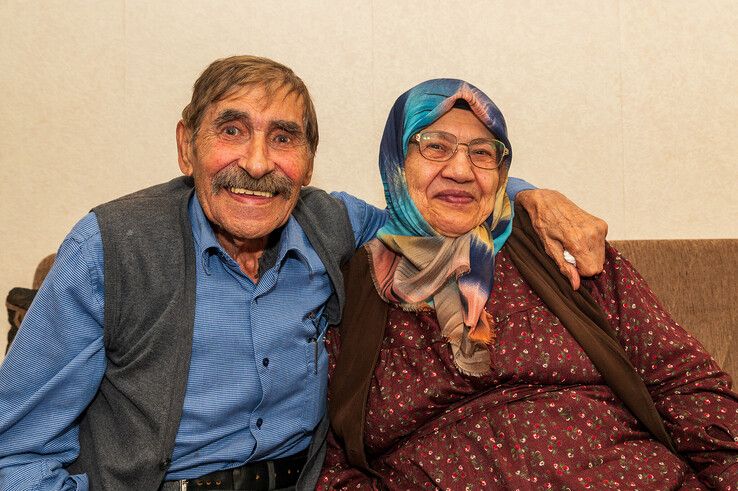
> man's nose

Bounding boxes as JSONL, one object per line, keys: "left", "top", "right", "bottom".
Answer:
{"left": 238, "top": 136, "right": 274, "bottom": 179}
{"left": 441, "top": 144, "right": 475, "bottom": 182}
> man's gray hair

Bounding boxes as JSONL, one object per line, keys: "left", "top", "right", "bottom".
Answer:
{"left": 181, "top": 55, "right": 319, "bottom": 155}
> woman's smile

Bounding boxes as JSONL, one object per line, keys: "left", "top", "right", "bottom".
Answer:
{"left": 432, "top": 188, "right": 475, "bottom": 205}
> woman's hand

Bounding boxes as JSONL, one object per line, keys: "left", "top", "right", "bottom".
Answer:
{"left": 515, "top": 189, "right": 608, "bottom": 290}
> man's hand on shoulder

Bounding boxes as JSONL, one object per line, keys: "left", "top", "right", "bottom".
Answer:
{"left": 515, "top": 189, "right": 608, "bottom": 290}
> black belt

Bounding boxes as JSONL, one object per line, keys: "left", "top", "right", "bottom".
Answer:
{"left": 162, "top": 450, "right": 307, "bottom": 491}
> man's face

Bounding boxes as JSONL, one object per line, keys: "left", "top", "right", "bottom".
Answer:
{"left": 177, "top": 85, "right": 313, "bottom": 247}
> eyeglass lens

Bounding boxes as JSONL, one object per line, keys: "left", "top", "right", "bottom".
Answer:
{"left": 417, "top": 131, "right": 505, "bottom": 169}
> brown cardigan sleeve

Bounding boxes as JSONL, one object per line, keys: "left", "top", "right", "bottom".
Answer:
{"left": 328, "top": 247, "right": 388, "bottom": 475}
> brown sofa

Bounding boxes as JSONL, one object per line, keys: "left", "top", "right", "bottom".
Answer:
{"left": 610, "top": 239, "right": 737, "bottom": 381}
{"left": 5, "top": 241, "right": 737, "bottom": 381}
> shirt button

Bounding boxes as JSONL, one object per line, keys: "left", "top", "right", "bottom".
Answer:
{"left": 262, "top": 357, "right": 269, "bottom": 367}
{"left": 256, "top": 418, "right": 263, "bottom": 429}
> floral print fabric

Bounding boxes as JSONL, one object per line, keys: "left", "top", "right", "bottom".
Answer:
{"left": 319, "top": 245, "right": 738, "bottom": 490}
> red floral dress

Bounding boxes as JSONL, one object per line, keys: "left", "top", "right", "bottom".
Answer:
{"left": 319, "top": 245, "right": 738, "bottom": 490}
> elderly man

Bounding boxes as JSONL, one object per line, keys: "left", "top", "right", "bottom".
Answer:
{"left": 0, "top": 56, "right": 606, "bottom": 490}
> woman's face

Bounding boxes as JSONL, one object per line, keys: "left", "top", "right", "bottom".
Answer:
{"left": 404, "top": 108, "right": 502, "bottom": 237}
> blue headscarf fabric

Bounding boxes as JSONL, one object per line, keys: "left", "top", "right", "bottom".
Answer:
{"left": 373, "top": 80, "right": 514, "bottom": 347}
{"left": 377, "top": 78, "right": 513, "bottom": 242}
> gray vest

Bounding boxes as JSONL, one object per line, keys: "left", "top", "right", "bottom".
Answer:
{"left": 68, "top": 176, "right": 354, "bottom": 490}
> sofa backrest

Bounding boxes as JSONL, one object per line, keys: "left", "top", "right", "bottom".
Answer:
{"left": 609, "top": 239, "right": 737, "bottom": 381}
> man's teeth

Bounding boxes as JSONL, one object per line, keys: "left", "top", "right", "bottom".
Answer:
{"left": 228, "top": 187, "right": 274, "bottom": 198}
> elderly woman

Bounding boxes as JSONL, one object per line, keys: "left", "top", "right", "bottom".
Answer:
{"left": 318, "top": 79, "right": 738, "bottom": 490}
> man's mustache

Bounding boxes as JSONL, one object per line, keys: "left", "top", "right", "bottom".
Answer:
{"left": 211, "top": 165, "right": 295, "bottom": 199}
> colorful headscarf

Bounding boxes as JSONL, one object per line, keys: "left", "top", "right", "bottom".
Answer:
{"left": 367, "top": 78, "right": 514, "bottom": 376}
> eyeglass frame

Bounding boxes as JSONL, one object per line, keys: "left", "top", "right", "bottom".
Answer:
{"left": 408, "top": 130, "right": 509, "bottom": 170}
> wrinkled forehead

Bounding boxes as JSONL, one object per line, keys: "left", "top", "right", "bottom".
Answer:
{"left": 205, "top": 83, "right": 305, "bottom": 125}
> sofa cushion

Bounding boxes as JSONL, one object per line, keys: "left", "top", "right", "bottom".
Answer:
{"left": 610, "top": 239, "right": 737, "bottom": 381}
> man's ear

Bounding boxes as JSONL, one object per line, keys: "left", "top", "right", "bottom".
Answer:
{"left": 302, "top": 157, "right": 314, "bottom": 186}
{"left": 176, "top": 120, "right": 194, "bottom": 176}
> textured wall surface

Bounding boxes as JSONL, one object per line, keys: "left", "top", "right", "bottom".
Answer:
{"left": 2, "top": 0, "right": 737, "bottom": 356}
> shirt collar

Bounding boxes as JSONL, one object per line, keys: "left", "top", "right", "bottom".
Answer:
{"left": 272, "top": 216, "right": 321, "bottom": 275}
{"left": 189, "top": 194, "right": 224, "bottom": 260}
{"left": 188, "top": 194, "right": 321, "bottom": 276}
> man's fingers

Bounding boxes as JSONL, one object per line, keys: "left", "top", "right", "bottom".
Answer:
{"left": 563, "top": 235, "right": 605, "bottom": 276}
{"left": 559, "top": 218, "right": 608, "bottom": 276}
{"left": 561, "top": 262, "right": 581, "bottom": 290}
{"left": 570, "top": 248, "right": 605, "bottom": 276}
{"left": 541, "top": 236, "right": 565, "bottom": 267}
{"left": 518, "top": 188, "right": 608, "bottom": 280}
{"left": 542, "top": 239, "right": 581, "bottom": 290}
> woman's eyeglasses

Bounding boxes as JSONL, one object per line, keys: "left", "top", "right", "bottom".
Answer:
{"left": 410, "top": 131, "right": 508, "bottom": 170}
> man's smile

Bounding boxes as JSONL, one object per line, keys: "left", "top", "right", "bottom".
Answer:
{"left": 227, "top": 186, "right": 276, "bottom": 198}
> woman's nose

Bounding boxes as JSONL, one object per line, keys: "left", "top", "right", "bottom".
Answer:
{"left": 440, "top": 145, "right": 475, "bottom": 182}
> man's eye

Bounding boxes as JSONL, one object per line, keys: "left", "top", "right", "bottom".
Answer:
{"left": 270, "top": 132, "right": 301, "bottom": 149}
{"left": 223, "top": 126, "right": 240, "bottom": 136}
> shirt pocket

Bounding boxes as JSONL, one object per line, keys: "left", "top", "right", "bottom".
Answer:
{"left": 303, "top": 310, "right": 329, "bottom": 431}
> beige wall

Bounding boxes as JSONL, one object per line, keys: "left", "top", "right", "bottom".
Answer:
{"left": 2, "top": 0, "right": 737, "bottom": 356}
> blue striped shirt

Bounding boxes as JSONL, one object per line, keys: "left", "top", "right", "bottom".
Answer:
{"left": 0, "top": 180, "right": 531, "bottom": 490}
